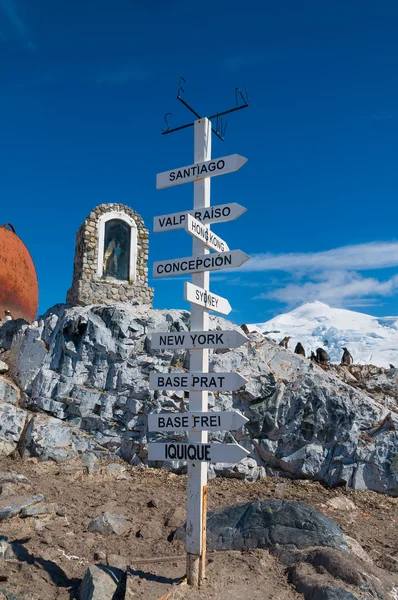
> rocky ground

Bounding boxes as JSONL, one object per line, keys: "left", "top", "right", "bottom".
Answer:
{"left": 0, "top": 456, "right": 396, "bottom": 599}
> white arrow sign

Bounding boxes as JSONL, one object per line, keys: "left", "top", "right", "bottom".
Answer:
{"left": 153, "top": 250, "right": 249, "bottom": 278}
{"left": 150, "top": 330, "right": 248, "bottom": 350}
{"left": 185, "top": 282, "right": 232, "bottom": 315}
{"left": 148, "top": 441, "right": 250, "bottom": 463}
{"left": 185, "top": 214, "right": 229, "bottom": 252}
{"left": 149, "top": 371, "right": 248, "bottom": 391}
{"left": 156, "top": 154, "right": 247, "bottom": 190}
{"left": 153, "top": 202, "right": 246, "bottom": 233}
{"left": 148, "top": 410, "right": 249, "bottom": 432}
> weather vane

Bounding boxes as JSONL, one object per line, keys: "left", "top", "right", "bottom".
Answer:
{"left": 161, "top": 76, "right": 249, "bottom": 141}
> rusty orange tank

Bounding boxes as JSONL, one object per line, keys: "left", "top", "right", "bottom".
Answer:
{"left": 0, "top": 223, "right": 38, "bottom": 322}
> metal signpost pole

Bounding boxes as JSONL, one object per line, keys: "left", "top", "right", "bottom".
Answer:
{"left": 186, "top": 117, "right": 211, "bottom": 586}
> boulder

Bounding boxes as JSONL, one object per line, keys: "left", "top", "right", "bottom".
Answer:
{"left": 175, "top": 500, "right": 348, "bottom": 552}
{"left": 79, "top": 564, "right": 124, "bottom": 600}
{"left": 87, "top": 512, "right": 128, "bottom": 536}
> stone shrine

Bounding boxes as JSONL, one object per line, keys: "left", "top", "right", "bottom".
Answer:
{"left": 66, "top": 203, "right": 153, "bottom": 306}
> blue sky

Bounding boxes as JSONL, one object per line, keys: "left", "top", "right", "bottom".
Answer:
{"left": 1, "top": 0, "right": 398, "bottom": 324}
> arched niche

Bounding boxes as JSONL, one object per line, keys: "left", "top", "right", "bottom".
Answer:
{"left": 97, "top": 211, "right": 137, "bottom": 281}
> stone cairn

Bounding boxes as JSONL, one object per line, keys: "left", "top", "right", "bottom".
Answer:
{"left": 66, "top": 203, "right": 154, "bottom": 306}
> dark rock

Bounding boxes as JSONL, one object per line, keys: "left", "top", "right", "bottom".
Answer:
{"left": 0, "top": 495, "right": 44, "bottom": 521}
{"left": 88, "top": 512, "right": 128, "bottom": 536}
{"left": 175, "top": 500, "right": 348, "bottom": 552}
{"left": 20, "top": 503, "right": 56, "bottom": 517}
{"left": 79, "top": 564, "right": 125, "bottom": 600}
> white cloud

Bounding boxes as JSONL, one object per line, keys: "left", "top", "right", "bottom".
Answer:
{"left": 242, "top": 241, "right": 398, "bottom": 273}
{"left": 255, "top": 271, "right": 398, "bottom": 308}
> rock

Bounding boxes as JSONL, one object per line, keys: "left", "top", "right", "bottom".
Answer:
{"left": 20, "top": 503, "right": 56, "bottom": 517}
{"left": 93, "top": 550, "right": 106, "bottom": 562}
{"left": 2, "top": 302, "right": 398, "bottom": 495}
{"left": 137, "top": 521, "right": 163, "bottom": 539}
{"left": 164, "top": 508, "right": 185, "bottom": 528}
{"left": 175, "top": 500, "right": 348, "bottom": 552}
{"left": 81, "top": 453, "right": 99, "bottom": 474}
{"left": 285, "top": 547, "right": 396, "bottom": 600}
{"left": 103, "top": 463, "right": 126, "bottom": 477}
{"left": 0, "top": 494, "right": 44, "bottom": 520}
{"left": 106, "top": 553, "right": 129, "bottom": 570}
{"left": 0, "top": 378, "right": 19, "bottom": 406}
{"left": 0, "top": 538, "right": 17, "bottom": 560}
{"left": 343, "top": 535, "right": 373, "bottom": 563}
{"left": 0, "top": 362, "right": 8, "bottom": 375}
{"left": 0, "top": 473, "right": 31, "bottom": 486}
{"left": 79, "top": 564, "right": 124, "bottom": 600}
{"left": 87, "top": 512, "right": 128, "bottom": 536}
{"left": 56, "top": 506, "right": 67, "bottom": 517}
{"left": 326, "top": 496, "right": 358, "bottom": 511}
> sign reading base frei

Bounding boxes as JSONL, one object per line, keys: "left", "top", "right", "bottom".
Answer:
{"left": 184, "top": 282, "right": 231, "bottom": 315}
{"left": 148, "top": 441, "right": 250, "bottom": 463}
{"left": 148, "top": 410, "right": 248, "bottom": 432}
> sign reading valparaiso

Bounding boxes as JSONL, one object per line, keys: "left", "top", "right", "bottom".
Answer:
{"left": 185, "top": 214, "right": 229, "bottom": 252}
{"left": 153, "top": 249, "right": 249, "bottom": 278}
{"left": 150, "top": 329, "right": 248, "bottom": 350}
{"left": 184, "top": 282, "right": 232, "bottom": 315}
{"left": 156, "top": 154, "right": 247, "bottom": 189}
{"left": 153, "top": 202, "right": 247, "bottom": 233}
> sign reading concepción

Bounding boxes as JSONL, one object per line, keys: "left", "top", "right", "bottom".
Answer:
{"left": 153, "top": 249, "right": 249, "bottom": 278}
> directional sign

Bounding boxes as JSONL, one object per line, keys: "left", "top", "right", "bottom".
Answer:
{"left": 154, "top": 203, "right": 246, "bottom": 233}
{"left": 153, "top": 250, "right": 249, "bottom": 278}
{"left": 156, "top": 154, "right": 248, "bottom": 190}
{"left": 149, "top": 371, "right": 248, "bottom": 391}
{"left": 148, "top": 410, "right": 249, "bottom": 432}
{"left": 150, "top": 329, "right": 248, "bottom": 350}
{"left": 185, "top": 214, "right": 229, "bottom": 252}
{"left": 185, "top": 282, "right": 232, "bottom": 315}
{"left": 148, "top": 441, "right": 250, "bottom": 463}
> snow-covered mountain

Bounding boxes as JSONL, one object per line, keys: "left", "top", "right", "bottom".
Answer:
{"left": 249, "top": 301, "right": 398, "bottom": 368}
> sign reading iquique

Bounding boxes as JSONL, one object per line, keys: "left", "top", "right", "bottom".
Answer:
{"left": 148, "top": 441, "right": 250, "bottom": 463}
{"left": 153, "top": 202, "right": 246, "bottom": 233}
{"left": 156, "top": 154, "right": 247, "bottom": 189}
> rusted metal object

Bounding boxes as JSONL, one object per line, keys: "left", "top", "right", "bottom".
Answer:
{"left": 0, "top": 224, "right": 38, "bottom": 322}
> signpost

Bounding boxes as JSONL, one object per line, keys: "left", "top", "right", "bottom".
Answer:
{"left": 184, "top": 282, "right": 232, "bottom": 315}
{"left": 150, "top": 329, "right": 248, "bottom": 350}
{"left": 153, "top": 202, "right": 247, "bottom": 233}
{"left": 153, "top": 249, "right": 249, "bottom": 278}
{"left": 185, "top": 214, "right": 229, "bottom": 252}
{"left": 148, "top": 441, "right": 249, "bottom": 463}
{"left": 149, "top": 371, "right": 248, "bottom": 391}
{"left": 156, "top": 153, "right": 247, "bottom": 189}
{"left": 151, "top": 99, "right": 249, "bottom": 586}
{"left": 148, "top": 410, "right": 249, "bottom": 432}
